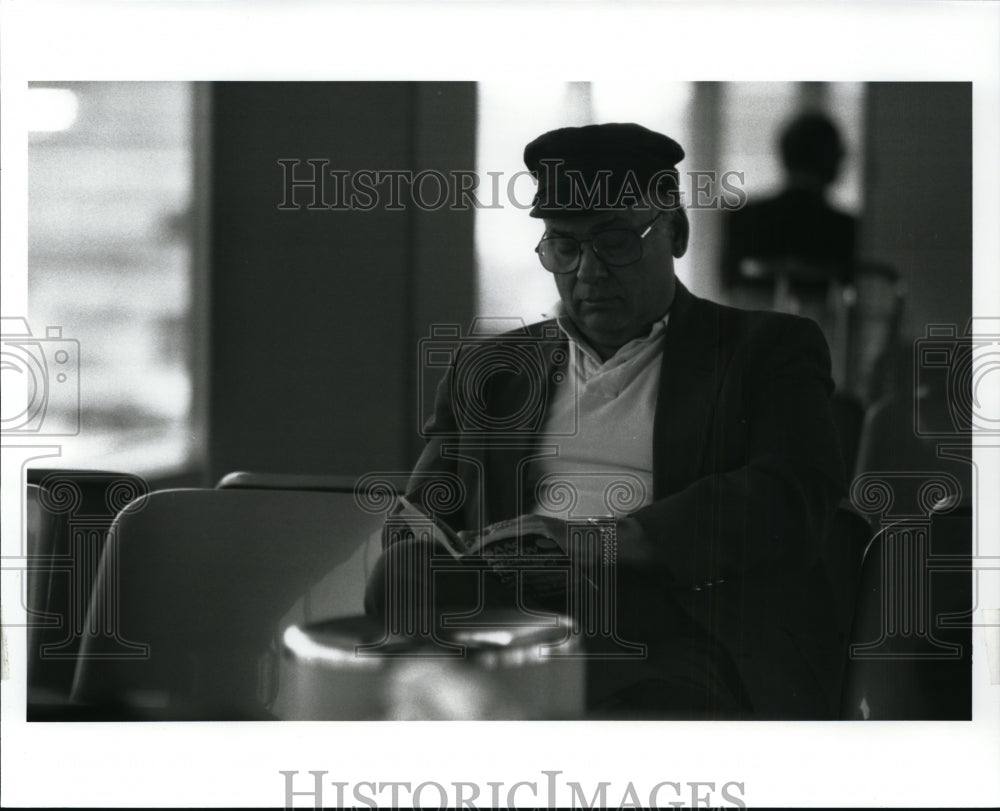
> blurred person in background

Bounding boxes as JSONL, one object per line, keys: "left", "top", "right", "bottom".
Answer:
{"left": 719, "top": 111, "right": 858, "bottom": 313}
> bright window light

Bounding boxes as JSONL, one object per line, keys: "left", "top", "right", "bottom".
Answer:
{"left": 28, "top": 88, "right": 79, "bottom": 133}
{"left": 29, "top": 82, "right": 199, "bottom": 477}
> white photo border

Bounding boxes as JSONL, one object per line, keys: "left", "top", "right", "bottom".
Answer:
{"left": 2, "top": 1, "right": 998, "bottom": 808}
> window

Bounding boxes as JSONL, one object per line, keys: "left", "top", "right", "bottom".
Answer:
{"left": 26, "top": 82, "right": 204, "bottom": 476}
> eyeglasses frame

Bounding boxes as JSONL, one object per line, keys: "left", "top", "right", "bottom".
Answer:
{"left": 534, "top": 211, "right": 664, "bottom": 275}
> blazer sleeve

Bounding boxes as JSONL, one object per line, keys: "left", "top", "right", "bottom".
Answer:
{"left": 630, "top": 315, "right": 847, "bottom": 587}
{"left": 393, "top": 361, "right": 468, "bottom": 534}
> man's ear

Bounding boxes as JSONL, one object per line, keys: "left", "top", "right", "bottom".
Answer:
{"left": 670, "top": 208, "right": 689, "bottom": 258}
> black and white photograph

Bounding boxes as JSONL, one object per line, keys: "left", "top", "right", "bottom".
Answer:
{"left": 2, "top": 2, "right": 999, "bottom": 808}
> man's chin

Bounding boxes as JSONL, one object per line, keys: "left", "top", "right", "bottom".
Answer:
{"left": 575, "top": 315, "right": 631, "bottom": 350}
{"left": 577, "top": 309, "right": 625, "bottom": 333}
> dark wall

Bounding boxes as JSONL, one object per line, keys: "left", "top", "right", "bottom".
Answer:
{"left": 861, "top": 83, "right": 972, "bottom": 338}
{"left": 208, "top": 82, "right": 476, "bottom": 481}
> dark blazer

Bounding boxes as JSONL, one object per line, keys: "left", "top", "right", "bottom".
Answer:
{"left": 402, "top": 281, "right": 848, "bottom": 718}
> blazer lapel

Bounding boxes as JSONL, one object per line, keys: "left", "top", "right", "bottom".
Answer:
{"left": 653, "top": 282, "right": 729, "bottom": 499}
{"left": 474, "top": 323, "right": 568, "bottom": 525}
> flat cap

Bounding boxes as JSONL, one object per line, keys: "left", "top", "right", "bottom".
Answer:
{"left": 523, "top": 122, "right": 685, "bottom": 217}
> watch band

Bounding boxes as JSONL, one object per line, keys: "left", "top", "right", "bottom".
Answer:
{"left": 586, "top": 516, "right": 617, "bottom": 565}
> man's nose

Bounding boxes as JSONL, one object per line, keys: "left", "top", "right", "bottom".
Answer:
{"left": 576, "top": 242, "right": 609, "bottom": 282}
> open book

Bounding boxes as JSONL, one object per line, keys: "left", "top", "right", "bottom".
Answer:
{"left": 387, "top": 495, "right": 597, "bottom": 594}
{"left": 387, "top": 496, "right": 559, "bottom": 558}
{"left": 388, "top": 495, "right": 566, "bottom": 558}
{"left": 386, "top": 494, "right": 477, "bottom": 558}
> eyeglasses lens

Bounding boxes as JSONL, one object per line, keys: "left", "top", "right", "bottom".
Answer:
{"left": 537, "top": 230, "right": 641, "bottom": 273}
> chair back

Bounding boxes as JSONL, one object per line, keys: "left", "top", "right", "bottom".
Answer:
{"left": 217, "top": 470, "right": 409, "bottom": 494}
{"left": 845, "top": 261, "right": 905, "bottom": 401}
{"left": 830, "top": 392, "right": 865, "bottom": 477}
{"left": 25, "top": 484, "right": 58, "bottom": 695}
{"left": 25, "top": 469, "right": 148, "bottom": 710}
{"left": 821, "top": 501, "right": 872, "bottom": 643}
{"left": 841, "top": 501, "right": 972, "bottom": 719}
{"left": 217, "top": 471, "right": 358, "bottom": 492}
{"left": 71, "top": 487, "right": 386, "bottom": 719}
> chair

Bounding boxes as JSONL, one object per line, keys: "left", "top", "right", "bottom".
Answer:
{"left": 844, "top": 261, "right": 905, "bottom": 401}
{"left": 24, "top": 469, "right": 148, "bottom": 715}
{"left": 70, "top": 487, "right": 387, "bottom": 719}
{"left": 821, "top": 500, "right": 872, "bottom": 649}
{"left": 25, "top": 484, "right": 58, "bottom": 698}
{"left": 854, "top": 393, "right": 972, "bottom": 501}
{"left": 841, "top": 501, "right": 972, "bottom": 719}
{"left": 217, "top": 471, "right": 357, "bottom": 492}
{"left": 216, "top": 470, "right": 409, "bottom": 495}
{"left": 830, "top": 392, "right": 865, "bottom": 477}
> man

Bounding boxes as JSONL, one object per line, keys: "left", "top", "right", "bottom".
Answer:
{"left": 366, "top": 123, "right": 847, "bottom": 719}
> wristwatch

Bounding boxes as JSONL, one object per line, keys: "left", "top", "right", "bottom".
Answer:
{"left": 586, "top": 516, "right": 617, "bottom": 564}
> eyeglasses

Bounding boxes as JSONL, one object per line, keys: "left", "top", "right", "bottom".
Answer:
{"left": 534, "top": 212, "right": 663, "bottom": 274}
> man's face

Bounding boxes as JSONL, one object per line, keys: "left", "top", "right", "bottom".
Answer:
{"left": 542, "top": 206, "right": 678, "bottom": 356}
